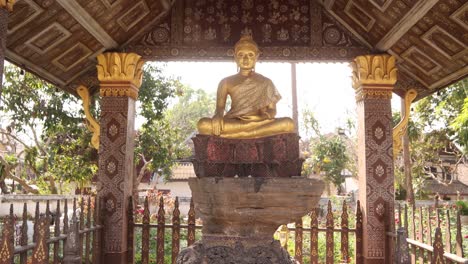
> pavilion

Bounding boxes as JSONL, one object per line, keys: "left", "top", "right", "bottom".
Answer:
{"left": 1, "top": 0, "right": 467, "bottom": 263}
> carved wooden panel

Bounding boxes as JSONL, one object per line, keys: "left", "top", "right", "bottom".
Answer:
{"left": 390, "top": 0, "right": 468, "bottom": 90}
{"left": 127, "top": 0, "right": 370, "bottom": 61}
{"left": 327, "top": 0, "right": 417, "bottom": 44}
{"left": 76, "top": 0, "right": 165, "bottom": 43}
{"left": 3, "top": 0, "right": 466, "bottom": 96}
{"left": 6, "top": 0, "right": 104, "bottom": 92}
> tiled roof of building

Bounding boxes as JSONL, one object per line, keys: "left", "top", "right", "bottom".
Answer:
{"left": 423, "top": 180, "right": 468, "bottom": 196}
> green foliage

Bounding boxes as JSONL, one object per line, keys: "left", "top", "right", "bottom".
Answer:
{"left": 415, "top": 78, "right": 468, "bottom": 151}
{"left": 165, "top": 85, "right": 216, "bottom": 141}
{"left": 133, "top": 64, "right": 190, "bottom": 182}
{"left": 456, "top": 200, "right": 468, "bottom": 215}
{"left": 306, "top": 135, "right": 349, "bottom": 193}
{"left": 1, "top": 65, "right": 95, "bottom": 193}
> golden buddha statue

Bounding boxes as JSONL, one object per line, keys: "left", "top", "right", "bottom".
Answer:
{"left": 197, "top": 35, "right": 295, "bottom": 139}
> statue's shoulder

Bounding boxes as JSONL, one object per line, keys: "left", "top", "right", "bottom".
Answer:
{"left": 251, "top": 73, "right": 273, "bottom": 84}
{"left": 219, "top": 74, "right": 238, "bottom": 84}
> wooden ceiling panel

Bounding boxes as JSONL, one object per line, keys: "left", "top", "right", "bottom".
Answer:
{"left": 4, "top": 0, "right": 466, "bottom": 96}
{"left": 6, "top": 0, "right": 105, "bottom": 87}
{"left": 390, "top": 0, "right": 468, "bottom": 91}
{"left": 76, "top": 0, "right": 167, "bottom": 44}
{"left": 127, "top": 0, "right": 370, "bottom": 61}
{"left": 326, "top": 0, "right": 417, "bottom": 46}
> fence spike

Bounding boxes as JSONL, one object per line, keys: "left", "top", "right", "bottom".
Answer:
{"left": 326, "top": 200, "right": 334, "bottom": 264}
{"left": 356, "top": 200, "right": 363, "bottom": 264}
{"left": 295, "top": 218, "right": 303, "bottom": 264}
{"left": 33, "top": 202, "right": 39, "bottom": 243}
{"left": 127, "top": 196, "right": 134, "bottom": 264}
{"left": 92, "top": 196, "right": 101, "bottom": 264}
{"left": 455, "top": 210, "right": 463, "bottom": 258}
{"left": 172, "top": 197, "right": 181, "bottom": 264}
{"left": 431, "top": 227, "right": 445, "bottom": 264}
{"left": 54, "top": 200, "right": 61, "bottom": 264}
{"left": 395, "top": 227, "right": 411, "bottom": 264}
{"left": 32, "top": 215, "right": 50, "bottom": 264}
{"left": 19, "top": 203, "right": 28, "bottom": 264}
{"left": 187, "top": 198, "right": 196, "bottom": 246}
{"left": 64, "top": 199, "right": 69, "bottom": 234}
{"left": 0, "top": 206, "right": 15, "bottom": 264}
{"left": 341, "top": 200, "right": 349, "bottom": 263}
{"left": 85, "top": 196, "right": 92, "bottom": 264}
{"left": 444, "top": 210, "right": 451, "bottom": 255}
{"left": 156, "top": 196, "right": 166, "bottom": 264}
{"left": 310, "top": 208, "right": 319, "bottom": 264}
{"left": 142, "top": 196, "right": 150, "bottom": 264}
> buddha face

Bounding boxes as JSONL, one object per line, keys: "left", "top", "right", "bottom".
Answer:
{"left": 235, "top": 46, "right": 258, "bottom": 71}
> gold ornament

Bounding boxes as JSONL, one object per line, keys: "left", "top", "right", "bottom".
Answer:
{"left": 393, "top": 89, "right": 417, "bottom": 159}
{"left": 0, "top": 0, "right": 15, "bottom": 12}
{"left": 77, "top": 85, "right": 100, "bottom": 150}
{"left": 351, "top": 55, "right": 397, "bottom": 101}
{"left": 96, "top": 52, "right": 145, "bottom": 100}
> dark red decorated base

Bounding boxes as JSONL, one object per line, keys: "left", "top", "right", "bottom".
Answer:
{"left": 192, "top": 133, "right": 303, "bottom": 178}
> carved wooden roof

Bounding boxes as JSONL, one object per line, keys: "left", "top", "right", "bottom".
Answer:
{"left": 5, "top": 0, "right": 468, "bottom": 98}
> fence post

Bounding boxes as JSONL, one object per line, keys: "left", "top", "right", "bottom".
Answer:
{"left": 63, "top": 215, "right": 81, "bottom": 264}
{"left": 325, "top": 200, "right": 334, "bottom": 264}
{"left": 172, "top": 197, "right": 181, "bottom": 264}
{"left": 127, "top": 196, "right": 134, "bottom": 264}
{"left": 395, "top": 227, "right": 411, "bottom": 264}
{"left": 0, "top": 205, "right": 14, "bottom": 264}
{"left": 431, "top": 227, "right": 445, "bottom": 264}
{"left": 32, "top": 215, "right": 50, "bottom": 264}
{"left": 156, "top": 196, "right": 165, "bottom": 264}
{"left": 356, "top": 201, "right": 363, "bottom": 264}
{"left": 310, "top": 208, "right": 319, "bottom": 264}
{"left": 187, "top": 198, "right": 196, "bottom": 246}
{"left": 295, "top": 219, "right": 303, "bottom": 264}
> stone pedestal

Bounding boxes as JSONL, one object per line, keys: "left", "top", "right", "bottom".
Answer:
{"left": 177, "top": 177, "right": 324, "bottom": 264}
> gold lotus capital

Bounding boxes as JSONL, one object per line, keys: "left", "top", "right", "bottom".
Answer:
{"left": 351, "top": 54, "right": 397, "bottom": 89}
{"left": 97, "top": 52, "right": 145, "bottom": 99}
{"left": 0, "top": 0, "right": 15, "bottom": 12}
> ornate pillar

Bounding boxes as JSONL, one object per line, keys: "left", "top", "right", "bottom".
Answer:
{"left": 0, "top": 0, "right": 15, "bottom": 104}
{"left": 351, "top": 55, "right": 397, "bottom": 263}
{"left": 96, "top": 52, "right": 144, "bottom": 264}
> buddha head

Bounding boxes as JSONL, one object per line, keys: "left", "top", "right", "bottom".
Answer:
{"left": 234, "top": 35, "right": 259, "bottom": 71}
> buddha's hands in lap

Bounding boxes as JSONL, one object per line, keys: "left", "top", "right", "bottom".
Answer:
{"left": 212, "top": 113, "right": 224, "bottom": 136}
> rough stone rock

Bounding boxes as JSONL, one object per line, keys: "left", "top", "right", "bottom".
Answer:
{"left": 189, "top": 177, "right": 324, "bottom": 237}
{"left": 176, "top": 237, "right": 297, "bottom": 264}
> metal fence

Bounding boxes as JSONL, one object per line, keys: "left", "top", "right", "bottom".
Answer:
{"left": 392, "top": 202, "right": 468, "bottom": 264}
{"left": 0, "top": 196, "right": 102, "bottom": 264}
{"left": 130, "top": 196, "right": 364, "bottom": 264}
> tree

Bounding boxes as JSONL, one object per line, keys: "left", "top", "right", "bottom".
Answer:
{"left": 132, "top": 64, "right": 189, "bottom": 200}
{"left": 416, "top": 78, "right": 468, "bottom": 151}
{"left": 165, "top": 86, "right": 216, "bottom": 141}
{"left": 301, "top": 108, "right": 355, "bottom": 195}
{"left": 306, "top": 135, "right": 349, "bottom": 195}
{"left": 0, "top": 64, "right": 96, "bottom": 194}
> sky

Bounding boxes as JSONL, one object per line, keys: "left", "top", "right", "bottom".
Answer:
{"left": 155, "top": 61, "right": 402, "bottom": 137}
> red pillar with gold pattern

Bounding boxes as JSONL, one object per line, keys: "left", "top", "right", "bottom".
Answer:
{"left": 96, "top": 52, "right": 144, "bottom": 264}
{"left": 351, "top": 54, "right": 397, "bottom": 264}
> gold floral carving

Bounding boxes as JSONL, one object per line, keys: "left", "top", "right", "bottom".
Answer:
{"left": 0, "top": 0, "right": 15, "bottom": 12}
{"left": 393, "top": 89, "right": 417, "bottom": 159}
{"left": 96, "top": 52, "right": 145, "bottom": 100}
{"left": 351, "top": 55, "right": 397, "bottom": 101}
{"left": 77, "top": 85, "right": 100, "bottom": 150}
